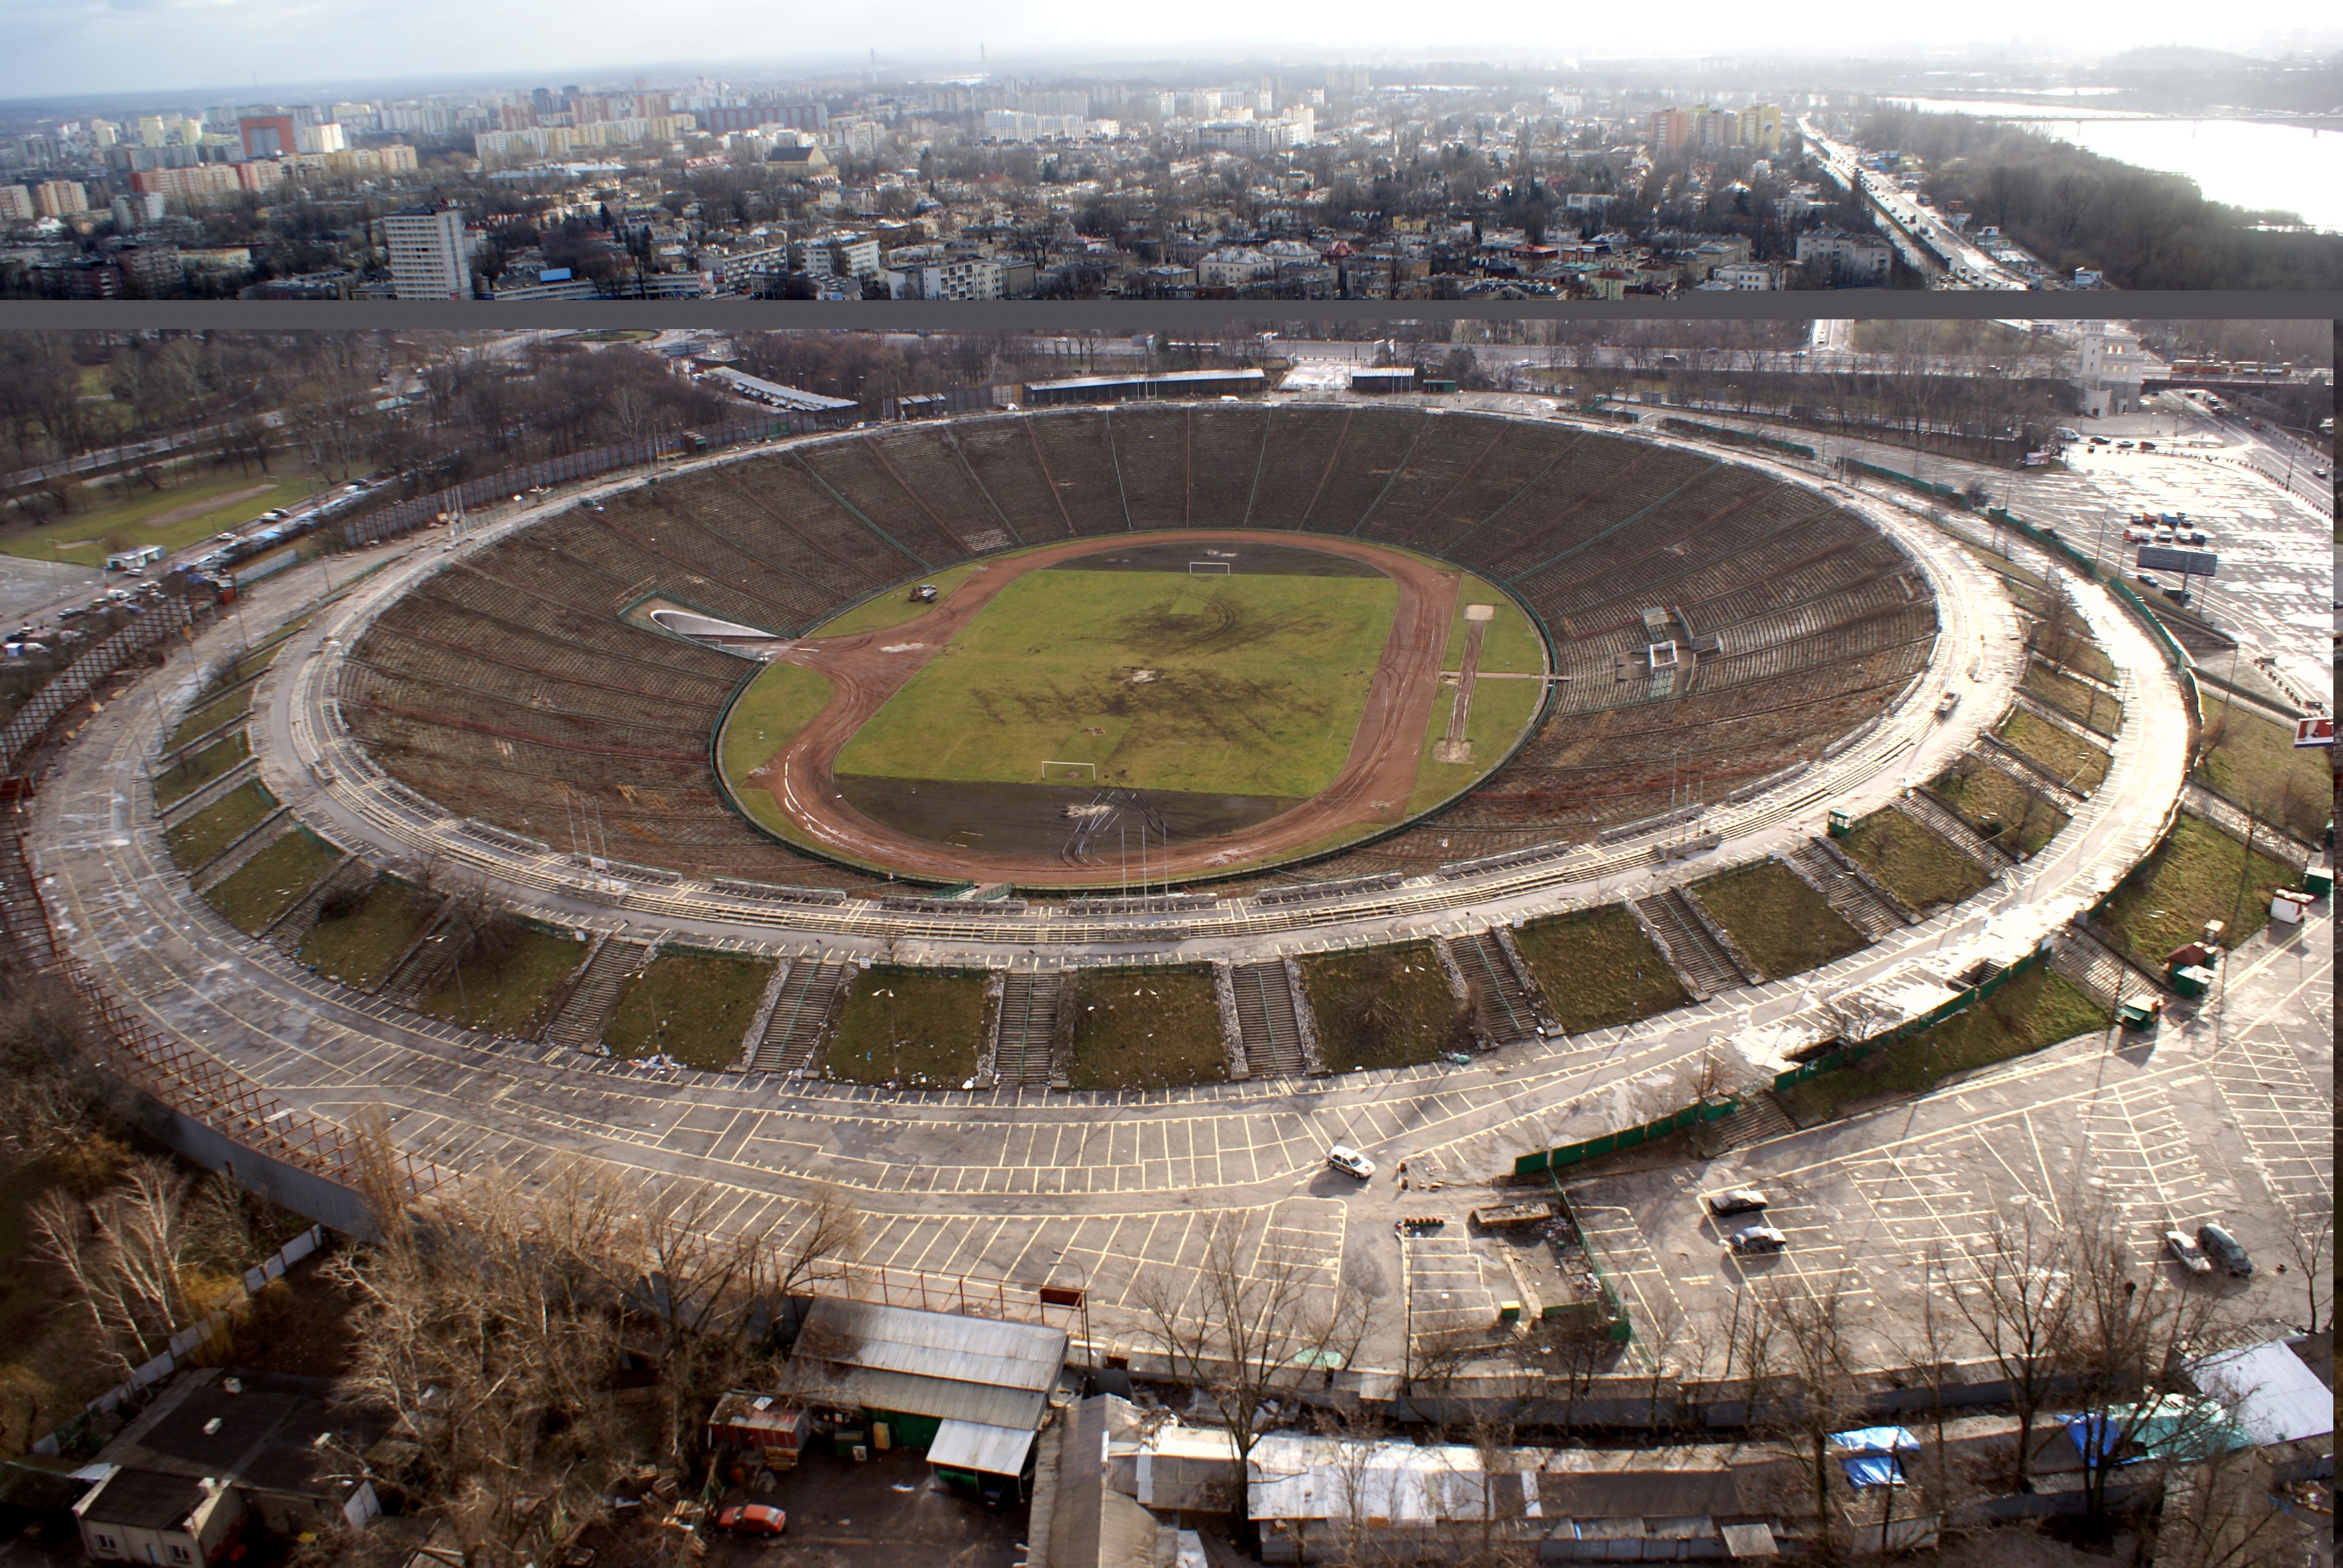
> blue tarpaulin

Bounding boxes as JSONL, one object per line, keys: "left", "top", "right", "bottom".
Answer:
{"left": 1841, "top": 1454, "right": 1907, "bottom": 1489}
{"left": 1829, "top": 1426, "right": 1921, "bottom": 1454}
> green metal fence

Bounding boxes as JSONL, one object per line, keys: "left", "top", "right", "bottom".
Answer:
{"left": 1512, "top": 1095, "right": 1735, "bottom": 1177}
{"left": 1772, "top": 942, "right": 2051, "bottom": 1092}
{"left": 1849, "top": 458, "right": 1964, "bottom": 501}
{"left": 1546, "top": 1181, "right": 1635, "bottom": 1342}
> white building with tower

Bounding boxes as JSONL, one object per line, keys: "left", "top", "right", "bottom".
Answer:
{"left": 2071, "top": 319, "right": 2146, "bottom": 419}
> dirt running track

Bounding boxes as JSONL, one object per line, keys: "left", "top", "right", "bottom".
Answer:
{"left": 740, "top": 531, "right": 1470, "bottom": 887}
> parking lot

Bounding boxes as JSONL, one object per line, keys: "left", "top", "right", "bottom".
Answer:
{"left": 1562, "top": 906, "right": 2332, "bottom": 1369}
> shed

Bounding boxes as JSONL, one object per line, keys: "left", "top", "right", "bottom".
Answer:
{"left": 2188, "top": 1339, "right": 2335, "bottom": 1446}
{"left": 787, "top": 1298, "right": 1066, "bottom": 1495}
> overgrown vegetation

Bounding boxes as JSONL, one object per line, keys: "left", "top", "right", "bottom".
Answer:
{"left": 1928, "top": 756, "right": 2071, "bottom": 857}
{"left": 1998, "top": 709, "right": 2111, "bottom": 795}
{"left": 1693, "top": 860, "right": 1866, "bottom": 981}
{"left": 1068, "top": 967, "right": 1227, "bottom": 1091}
{"left": 603, "top": 952, "right": 776, "bottom": 1070}
{"left": 825, "top": 965, "right": 986, "bottom": 1088}
{"left": 298, "top": 877, "right": 437, "bottom": 991}
{"left": 413, "top": 918, "right": 585, "bottom": 1036}
{"left": 153, "top": 730, "right": 249, "bottom": 810}
{"left": 2195, "top": 706, "right": 2330, "bottom": 843}
{"left": 1512, "top": 906, "right": 1689, "bottom": 1033}
{"left": 1301, "top": 943, "right": 1468, "bottom": 1072}
{"left": 1837, "top": 809, "right": 1990, "bottom": 912}
{"left": 2021, "top": 662, "right": 2120, "bottom": 737}
{"left": 1779, "top": 967, "right": 2109, "bottom": 1125}
{"left": 164, "top": 779, "right": 277, "bottom": 869}
{"left": 203, "top": 829, "right": 340, "bottom": 933}
{"left": 2103, "top": 813, "right": 2303, "bottom": 969}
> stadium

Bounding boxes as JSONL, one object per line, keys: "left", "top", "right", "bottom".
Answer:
{"left": 332, "top": 403, "right": 1939, "bottom": 897}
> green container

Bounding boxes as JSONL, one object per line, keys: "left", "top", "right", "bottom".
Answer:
{"left": 2305, "top": 867, "right": 2333, "bottom": 897}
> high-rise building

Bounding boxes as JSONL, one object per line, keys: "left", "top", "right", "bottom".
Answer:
{"left": 295, "top": 122, "right": 346, "bottom": 154}
{"left": 383, "top": 206, "right": 470, "bottom": 299}
{"left": 1648, "top": 109, "right": 1689, "bottom": 154}
{"left": 0, "top": 185, "right": 34, "bottom": 221}
{"left": 239, "top": 115, "right": 297, "bottom": 159}
{"left": 33, "top": 180, "right": 89, "bottom": 218}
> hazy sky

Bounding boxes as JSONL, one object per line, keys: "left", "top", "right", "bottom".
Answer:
{"left": 2, "top": 0, "right": 2335, "bottom": 102}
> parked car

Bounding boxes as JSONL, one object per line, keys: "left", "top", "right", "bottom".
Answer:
{"left": 2164, "top": 1230, "right": 2214, "bottom": 1276}
{"left": 1728, "top": 1226, "right": 1788, "bottom": 1255}
{"left": 2196, "top": 1224, "right": 2253, "bottom": 1277}
{"left": 2088, "top": 436, "right": 2109, "bottom": 446}
{"left": 2138, "top": 440, "right": 2157, "bottom": 450}
{"left": 2122, "top": 526, "right": 2151, "bottom": 542}
{"left": 2117, "top": 440, "right": 2135, "bottom": 449}
{"left": 1706, "top": 1189, "right": 1770, "bottom": 1218}
{"left": 215, "top": 531, "right": 237, "bottom": 542}
{"left": 1326, "top": 1145, "right": 1376, "bottom": 1181}
{"left": 708, "top": 1504, "right": 787, "bottom": 1537}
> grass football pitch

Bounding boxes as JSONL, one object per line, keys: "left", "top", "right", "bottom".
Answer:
{"left": 833, "top": 567, "right": 1399, "bottom": 799}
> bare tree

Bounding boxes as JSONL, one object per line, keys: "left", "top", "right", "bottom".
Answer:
{"left": 1760, "top": 1280, "right": 1861, "bottom": 1564}
{"left": 2272, "top": 1194, "right": 2333, "bottom": 1334}
{"left": 1130, "top": 1212, "right": 1377, "bottom": 1546}
{"left": 1945, "top": 1201, "right": 2078, "bottom": 1489}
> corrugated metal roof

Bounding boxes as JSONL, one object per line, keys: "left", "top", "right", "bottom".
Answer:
{"left": 2191, "top": 1340, "right": 2335, "bottom": 1446}
{"left": 928, "top": 1419, "right": 1036, "bottom": 1477}
{"left": 788, "top": 1364, "right": 1047, "bottom": 1432}
{"left": 795, "top": 1298, "right": 1067, "bottom": 1392}
{"left": 1026, "top": 369, "right": 1269, "bottom": 393}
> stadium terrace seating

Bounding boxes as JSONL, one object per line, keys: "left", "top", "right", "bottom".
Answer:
{"left": 343, "top": 407, "right": 1935, "bottom": 890}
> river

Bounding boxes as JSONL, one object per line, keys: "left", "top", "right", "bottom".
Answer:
{"left": 1880, "top": 97, "right": 2343, "bottom": 234}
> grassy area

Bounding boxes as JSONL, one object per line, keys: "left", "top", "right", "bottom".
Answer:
{"left": 825, "top": 966, "right": 988, "bottom": 1088}
{"left": 2103, "top": 813, "right": 2304, "bottom": 969}
{"left": 810, "top": 560, "right": 989, "bottom": 636}
{"left": 168, "top": 688, "right": 253, "bottom": 750}
{"left": 166, "top": 779, "right": 277, "bottom": 869}
{"left": 836, "top": 567, "right": 1398, "bottom": 799}
{"left": 297, "top": 878, "right": 436, "bottom": 990}
{"left": 1693, "top": 859, "right": 1868, "bottom": 981}
{"left": 0, "top": 471, "right": 328, "bottom": 568}
{"left": 2022, "top": 662, "right": 2122, "bottom": 737}
{"left": 1512, "top": 905, "right": 1690, "bottom": 1034}
{"left": 603, "top": 950, "right": 776, "bottom": 1069}
{"left": 415, "top": 921, "right": 588, "bottom": 1036}
{"left": 1928, "top": 757, "right": 2071, "bottom": 857}
{"left": 1999, "top": 708, "right": 2111, "bottom": 794}
{"left": 1301, "top": 942, "right": 1466, "bottom": 1072}
{"left": 1067, "top": 967, "right": 1227, "bottom": 1091}
{"left": 2196, "top": 707, "right": 2332, "bottom": 843}
{"left": 203, "top": 829, "right": 341, "bottom": 934}
{"left": 1778, "top": 967, "right": 2108, "bottom": 1125}
{"left": 154, "top": 731, "right": 248, "bottom": 809}
{"left": 1837, "top": 809, "right": 1990, "bottom": 912}
{"left": 2033, "top": 627, "right": 2118, "bottom": 687}
{"left": 1958, "top": 543, "right": 2056, "bottom": 618}
{"left": 717, "top": 662, "right": 836, "bottom": 841}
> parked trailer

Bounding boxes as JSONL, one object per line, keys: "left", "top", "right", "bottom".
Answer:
{"left": 1471, "top": 1200, "right": 1559, "bottom": 1230}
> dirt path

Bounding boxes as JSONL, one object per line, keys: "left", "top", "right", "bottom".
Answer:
{"left": 744, "top": 531, "right": 1465, "bottom": 887}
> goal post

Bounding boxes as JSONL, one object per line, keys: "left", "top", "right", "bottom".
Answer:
{"left": 1040, "top": 760, "right": 1099, "bottom": 780}
{"left": 1186, "top": 561, "right": 1233, "bottom": 575}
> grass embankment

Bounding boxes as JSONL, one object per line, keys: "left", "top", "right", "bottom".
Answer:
{"left": 414, "top": 921, "right": 588, "bottom": 1036}
{"left": 298, "top": 878, "right": 437, "bottom": 990}
{"left": 1693, "top": 860, "right": 1867, "bottom": 981}
{"left": 0, "top": 471, "right": 327, "bottom": 569}
{"left": 825, "top": 966, "right": 988, "bottom": 1087}
{"left": 1406, "top": 577, "right": 1546, "bottom": 815}
{"left": 1998, "top": 708, "right": 2111, "bottom": 794}
{"left": 2195, "top": 708, "right": 2330, "bottom": 843}
{"left": 2103, "top": 814, "right": 2303, "bottom": 969}
{"left": 604, "top": 951, "right": 776, "bottom": 1069}
{"left": 1301, "top": 942, "right": 1465, "bottom": 1072}
{"left": 836, "top": 567, "right": 1398, "bottom": 799}
{"left": 1512, "top": 906, "right": 1689, "bottom": 1033}
{"left": 1927, "top": 757, "right": 2070, "bottom": 857}
{"left": 1836, "top": 809, "right": 1989, "bottom": 912}
{"left": 154, "top": 731, "right": 249, "bottom": 810}
{"left": 1067, "top": 967, "right": 1226, "bottom": 1091}
{"left": 203, "top": 830, "right": 341, "bottom": 933}
{"left": 166, "top": 779, "right": 277, "bottom": 869}
{"left": 2022, "top": 662, "right": 2121, "bottom": 737}
{"left": 168, "top": 688, "right": 253, "bottom": 750}
{"left": 1778, "top": 967, "right": 2109, "bottom": 1125}
{"left": 1958, "top": 543, "right": 2056, "bottom": 618}
{"left": 810, "top": 561, "right": 989, "bottom": 636}
{"left": 716, "top": 662, "right": 836, "bottom": 843}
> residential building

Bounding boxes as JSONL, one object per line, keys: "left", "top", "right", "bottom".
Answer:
{"left": 237, "top": 115, "right": 296, "bottom": 159}
{"left": 382, "top": 206, "right": 468, "bottom": 299}
{"left": 1196, "top": 246, "right": 1276, "bottom": 287}
{"left": 0, "top": 185, "right": 33, "bottom": 221}
{"left": 1795, "top": 229, "right": 1892, "bottom": 284}
{"left": 111, "top": 192, "right": 168, "bottom": 228}
{"left": 1647, "top": 109, "right": 1689, "bottom": 154}
{"left": 33, "top": 180, "right": 88, "bottom": 218}
{"left": 1712, "top": 261, "right": 1775, "bottom": 289}
{"left": 294, "top": 122, "right": 346, "bottom": 155}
